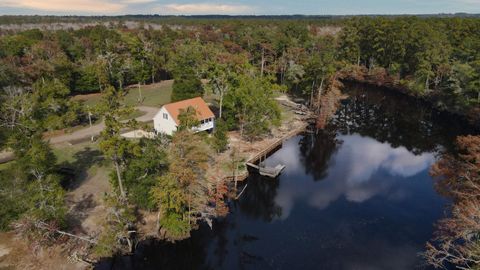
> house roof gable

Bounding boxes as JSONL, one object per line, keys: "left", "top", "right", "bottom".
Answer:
{"left": 162, "top": 97, "right": 215, "bottom": 125}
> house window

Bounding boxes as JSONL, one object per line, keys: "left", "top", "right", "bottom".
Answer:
{"left": 163, "top": 113, "right": 168, "bottom": 120}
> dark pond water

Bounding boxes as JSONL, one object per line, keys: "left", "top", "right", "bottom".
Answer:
{"left": 97, "top": 85, "right": 475, "bottom": 270}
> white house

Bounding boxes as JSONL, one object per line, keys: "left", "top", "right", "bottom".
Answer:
{"left": 153, "top": 97, "right": 215, "bottom": 136}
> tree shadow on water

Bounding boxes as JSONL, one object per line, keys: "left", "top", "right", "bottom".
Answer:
{"left": 236, "top": 175, "right": 282, "bottom": 222}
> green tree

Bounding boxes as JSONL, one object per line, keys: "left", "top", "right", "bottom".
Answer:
{"left": 74, "top": 60, "right": 107, "bottom": 93}
{"left": 151, "top": 130, "right": 212, "bottom": 240}
{"left": 285, "top": 60, "right": 305, "bottom": 93}
{"left": 177, "top": 106, "right": 200, "bottom": 131}
{"left": 94, "top": 194, "right": 136, "bottom": 257}
{"left": 303, "top": 40, "right": 337, "bottom": 108}
{"left": 8, "top": 134, "right": 66, "bottom": 226}
{"left": 0, "top": 164, "right": 29, "bottom": 230}
{"left": 32, "top": 78, "right": 84, "bottom": 130}
{"left": 97, "top": 85, "right": 138, "bottom": 200}
{"left": 206, "top": 62, "right": 235, "bottom": 119}
{"left": 171, "top": 72, "right": 203, "bottom": 102}
{"left": 123, "top": 138, "right": 168, "bottom": 210}
{"left": 212, "top": 119, "right": 229, "bottom": 153}
{"left": 338, "top": 23, "right": 361, "bottom": 65}
{"left": 224, "top": 74, "right": 282, "bottom": 139}
{"left": 151, "top": 172, "right": 190, "bottom": 239}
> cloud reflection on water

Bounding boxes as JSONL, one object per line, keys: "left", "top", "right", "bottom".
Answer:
{"left": 270, "top": 134, "right": 435, "bottom": 220}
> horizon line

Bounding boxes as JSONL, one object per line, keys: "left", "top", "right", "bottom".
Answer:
{"left": 1, "top": 12, "right": 479, "bottom": 17}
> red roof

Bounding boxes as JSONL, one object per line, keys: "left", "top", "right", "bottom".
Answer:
{"left": 163, "top": 97, "right": 215, "bottom": 125}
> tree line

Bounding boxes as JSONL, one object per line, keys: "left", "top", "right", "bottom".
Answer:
{"left": 0, "top": 16, "right": 479, "bottom": 266}
{"left": 339, "top": 17, "right": 480, "bottom": 115}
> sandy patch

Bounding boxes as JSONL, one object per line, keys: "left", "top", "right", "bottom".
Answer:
{"left": 0, "top": 244, "right": 11, "bottom": 258}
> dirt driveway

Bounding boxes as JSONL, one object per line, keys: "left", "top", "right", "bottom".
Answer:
{"left": 48, "top": 106, "right": 158, "bottom": 145}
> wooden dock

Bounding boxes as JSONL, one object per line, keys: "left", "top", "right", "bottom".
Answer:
{"left": 244, "top": 123, "right": 308, "bottom": 179}
{"left": 219, "top": 122, "right": 308, "bottom": 185}
{"left": 246, "top": 163, "right": 286, "bottom": 178}
{"left": 248, "top": 123, "right": 308, "bottom": 165}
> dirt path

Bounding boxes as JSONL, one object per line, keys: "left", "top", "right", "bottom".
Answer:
{"left": 0, "top": 151, "right": 15, "bottom": 163}
{"left": 0, "top": 231, "right": 86, "bottom": 270}
{"left": 48, "top": 105, "right": 158, "bottom": 145}
{"left": 66, "top": 165, "right": 111, "bottom": 236}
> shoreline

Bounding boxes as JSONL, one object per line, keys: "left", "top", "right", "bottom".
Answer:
{"left": 338, "top": 68, "right": 480, "bottom": 129}
{"left": 138, "top": 94, "right": 314, "bottom": 240}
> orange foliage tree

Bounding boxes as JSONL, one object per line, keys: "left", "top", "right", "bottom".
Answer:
{"left": 426, "top": 135, "right": 480, "bottom": 269}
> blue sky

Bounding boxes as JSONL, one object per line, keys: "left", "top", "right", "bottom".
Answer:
{"left": 0, "top": 0, "right": 479, "bottom": 15}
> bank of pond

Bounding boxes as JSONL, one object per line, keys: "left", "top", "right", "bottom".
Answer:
{"left": 96, "top": 84, "right": 477, "bottom": 270}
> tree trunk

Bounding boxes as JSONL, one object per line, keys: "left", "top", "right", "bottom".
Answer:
{"left": 310, "top": 80, "right": 315, "bottom": 108}
{"left": 317, "top": 78, "right": 325, "bottom": 112}
{"left": 219, "top": 91, "right": 224, "bottom": 119}
{"left": 188, "top": 200, "right": 191, "bottom": 225}
{"left": 34, "top": 172, "right": 46, "bottom": 209}
{"left": 114, "top": 156, "right": 126, "bottom": 199}
{"left": 138, "top": 83, "right": 142, "bottom": 103}
{"left": 240, "top": 120, "right": 244, "bottom": 137}
{"left": 260, "top": 47, "right": 265, "bottom": 77}
{"left": 233, "top": 154, "right": 238, "bottom": 192}
{"left": 239, "top": 107, "right": 246, "bottom": 137}
{"left": 156, "top": 211, "right": 161, "bottom": 236}
{"left": 126, "top": 237, "right": 133, "bottom": 253}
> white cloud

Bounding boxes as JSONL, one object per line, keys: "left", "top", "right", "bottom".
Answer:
{"left": 455, "top": 0, "right": 480, "bottom": 4}
{"left": 270, "top": 134, "right": 435, "bottom": 220}
{"left": 340, "top": 135, "right": 434, "bottom": 184}
{"left": 121, "top": 0, "right": 156, "bottom": 4}
{"left": 0, "top": 0, "right": 125, "bottom": 13}
{"left": 156, "top": 3, "right": 253, "bottom": 14}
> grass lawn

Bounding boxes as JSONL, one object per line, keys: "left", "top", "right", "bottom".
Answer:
{"left": 0, "top": 142, "right": 103, "bottom": 172}
{"left": 0, "top": 161, "right": 11, "bottom": 171}
{"left": 124, "top": 80, "right": 173, "bottom": 107}
{"left": 78, "top": 94, "right": 102, "bottom": 107}
{"left": 74, "top": 80, "right": 173, "bottom": 108}
{"left": 52, "top": 141, "right": 112, "bottom": 200}
{"left": 52, "top": 141, "right": 109, "bottom": 181}
{"left": 280, "top": 103, "right": 296, "bottom": 123}
{"left": 52, "top": 141, "right": 101, "bottom": 164}
{"left": 119, "top": 109, "right": 147, "bottom": 121}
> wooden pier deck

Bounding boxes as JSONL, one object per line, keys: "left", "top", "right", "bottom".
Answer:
{"left": 242, "top": 123, "right": 308, "bottom": 179}
{"left": 248, "top": 123, "right": 308, "bottom": 165}
{"left": 219, "top": 123, "right": 307, "bottom": 185}
{"left": 246, "top": 163, "right": 286, "bottom": 178}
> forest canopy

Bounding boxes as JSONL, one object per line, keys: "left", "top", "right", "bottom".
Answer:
{"left": 0, "top": 14, "right": 479, "bottom": 268}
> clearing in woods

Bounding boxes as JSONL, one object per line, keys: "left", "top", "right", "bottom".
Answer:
{"left": 72, "top": 80, "right": 173, "bottom": 107}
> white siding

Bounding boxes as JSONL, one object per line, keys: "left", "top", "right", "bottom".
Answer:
{"left": 153, "top": 108, "right": 215, "bottom": 136}
{"left": 192, "top": 117, "right": 215, "bottom": 132}
{"left": 153, "top": 107, "right": 177, "bottom": 135}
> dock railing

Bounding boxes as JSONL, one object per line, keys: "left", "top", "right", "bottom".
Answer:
{"left": 248, "top": 123, "right": 308, "bottom": 165}
{"left": 220, "top": 122, "right": 308, "bottom": 188}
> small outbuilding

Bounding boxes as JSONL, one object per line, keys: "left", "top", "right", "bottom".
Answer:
{"left": 153, "top": 97, "right": 215, "bottom": 136}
